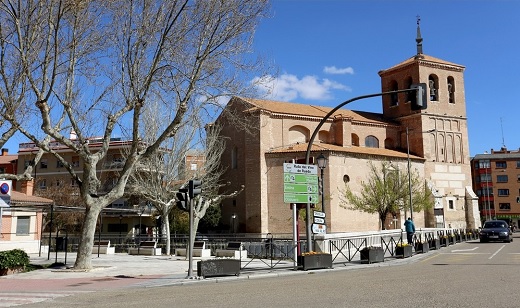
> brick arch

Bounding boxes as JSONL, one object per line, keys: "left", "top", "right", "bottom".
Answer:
{"left": 288, "top": 125, "right": 309, "bottom": 144}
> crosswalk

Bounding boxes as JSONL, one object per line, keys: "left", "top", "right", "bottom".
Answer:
{"left": 0, "top": 291, "right": 91, "bottom": 307}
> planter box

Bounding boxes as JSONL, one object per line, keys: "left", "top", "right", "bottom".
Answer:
{"left": 415, "top": 242, "right": 429, "bottom": 254}
{"left": 429, "top": 239, "right": 440, "bottom": 250}
{"left": 197, "top": 259, "right": 241, "bottom": 278}
{"left": 360, "top": 247, "right": 384, "bottom": 264}
{"left": 297, "top": 253, "right": 333, "bottom": 271}
{"left": 395, "top": 245, "right": 413, "bottom": 258}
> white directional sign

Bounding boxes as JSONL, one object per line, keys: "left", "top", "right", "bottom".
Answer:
{"left": 283, "top": 163, "right": 318, "bottom": 204}
{"left": 0, "top": 180, "right": 12, "bottom": 208}
{"left": 312, "top": 223, "right": 326, "bottom": 234}
{"left": 283, "top": 163, "right": 317, "bottom": 175}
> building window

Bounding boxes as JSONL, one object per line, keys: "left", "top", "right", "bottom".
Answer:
{"left": 0, "top": 167, "right": 5, "bottom": 173}
{"left": 57, "top": 160, "right": 64, "bottom": 168}
{"left": 498, "top": 189, "right": 509, "bottom": 196}
{"left": 497, "top": 175, "right": 508, "bottom": 183}
{"left": 479, "top": 160, "right": 490, "bottom": 169}
{"left": 447, "top": 76, "right": 455, "bottom": 104}
{"left": 70, "top": 178, "right": 79, "bottom": 187}
{"left": 190, "top": 163, "right": 197, "bottom": 171}
{"left": 72, "top": 156, "right": 80, "bottom": 167}
{"left": 351, "top": 134, "right": 359, "bottom": 146}
{"left": 40, "top": 159, "right": 48, "bottom": 169}
{"left": 517, "top": 161, "right": 520, "bottom": 168}
{"left": 38, "top": 179, "right": 47, "bottom": 189}
{"left": 389, "top": 80, "right": 398, "bottom": 106}
{"left": 448, "top": 199, "right": 454, "bottom": 210}
{"left": 16, "top": 216, "right": 30, "bottom": 235}
{"left": 365, "top": 135, "right": 379, "bottom": 148}
{"left": 496, "top": 161, "right": 507, "bottom": 168}
{"left": 480, "top": 174, "right": 491, "bottom": 182}
{"left": 428, "top": 74, "right": 438, "bottom": 101}
{"left": 499, "top": 203, "right": 511, "bottom": 210}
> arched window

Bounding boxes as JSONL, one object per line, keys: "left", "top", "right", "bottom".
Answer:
{"left": 389, "top": 80, "right": 398, "bottom": 106}
{"left": 288, "top": 125, "right": 309, "bottom": 144}
{"left": 365, "top": 135, "right": 379, "bottom": 148}
{"left": 318, "top": 130, "right": 330, "bottom": 143}
{"left": 405, "top": 77, "right": 414, "bottom": 103}
{"left": 447, "top": 76, "right": 455, "bottom": 104}
{"left": 428, "top": 75, "right": 439, "bottom": 101}
{"left": 351, "top": 134, "right": 359, "bottom": 146}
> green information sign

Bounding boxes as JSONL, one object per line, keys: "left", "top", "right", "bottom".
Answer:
{"left": 283, "top": 163, "right": 319, "bottom": 204}
{"left": 284, "top": 193, "right": 318, "bottom": 204}
{"left": 284, "top": 183, "right": 318, "bottom": 194}
{"left": 283, "top": 173, "right": 318, "bottom": 184}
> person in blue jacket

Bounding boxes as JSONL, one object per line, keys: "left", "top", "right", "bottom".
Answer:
{"left": 404, "top": 217, "right": 415, "bottom": 245}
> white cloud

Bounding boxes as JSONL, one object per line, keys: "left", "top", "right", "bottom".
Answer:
{"left": 252, "top": 73, "right": 351, "bottom": 101}
{"left": 323, "top": 66, "right": 354, "bottom": 75}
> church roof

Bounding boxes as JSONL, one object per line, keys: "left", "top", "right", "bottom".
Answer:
{"left": 378, "top": 54, "right": 465, "bottom": 76}
{"left": 266, "top": 142, "right": 423, "bottom": 161}
{"left": 236, "top": 97, "right": 397, "bottom": 126}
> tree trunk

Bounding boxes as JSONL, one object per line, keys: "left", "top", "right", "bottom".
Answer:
{"left": 73, "top": 206, "right": 101, "bottom": 270}
{"left": 162, "top": 207, "right": 171, "bottom": 255}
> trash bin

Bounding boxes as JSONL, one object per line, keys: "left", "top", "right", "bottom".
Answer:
{"left": 56, "top": 236, "right": 67, "bottom": 251}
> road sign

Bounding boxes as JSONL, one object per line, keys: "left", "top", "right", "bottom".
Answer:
{"left": 284, "top": 183, "right": 318, "bottom": 194}
{"left": 283, "top": 173, "right": 318, "bottom": 184}
{"left": 0, "top": 180, "right": 11, "bottom": 208}
{"left": 312, "top": 223, "right": 326, "bottom": 234}
{"left": 283, "top": 163, "right": 319, "bottom": 204}
{"left": 284, "top": 193, "right": 318, "bottom": 204}
{"left": 314, "top": 217, "right": 325, "bottom": 224}
{"left": 283, "top": 163, "right": 317, "bottom": 175}
{"left": 313, "top": 211, "right": 325, "bottom": 218}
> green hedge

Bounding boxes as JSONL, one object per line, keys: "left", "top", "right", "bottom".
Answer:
{"left": 0, "top": 249, "right": 30, "bottom": 269}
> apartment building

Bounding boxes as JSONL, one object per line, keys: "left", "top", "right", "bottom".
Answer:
{"left": 471, "top": 147, "right": 520, "bottom": 227}
{"left": 15, "top": 137, "right": 154, "bottom": 239}
{"left": 216, "top": 25, "right": 480, "bottom": 234}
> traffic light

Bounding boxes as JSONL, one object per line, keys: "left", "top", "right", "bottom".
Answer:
{"left": 176, "top": 188, "right": 189, "bottom": 212}
{"left": 188, "top": 180, "right": 202, "bottom": 198}
{"left": 410, "top": 83, "right": 427, "bottom": 110}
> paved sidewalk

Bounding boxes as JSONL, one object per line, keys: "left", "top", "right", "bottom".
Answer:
{"left": 0, "top": 251, "right": 431, "bottom": 307}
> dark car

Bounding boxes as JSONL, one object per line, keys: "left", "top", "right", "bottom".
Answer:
{"left": 479, "top": 220, "right": 513, "bottom": 243}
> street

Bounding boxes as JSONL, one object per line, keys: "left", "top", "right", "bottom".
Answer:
{"left": 20, "top": 235, "right": 520, "bottom": 308}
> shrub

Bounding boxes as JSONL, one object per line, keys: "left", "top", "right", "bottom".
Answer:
{"left": 0, "top": 249, "right": 30, "bottom": 269}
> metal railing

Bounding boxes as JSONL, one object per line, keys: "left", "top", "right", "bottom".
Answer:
{"left": 39, "top": 228, "right": 481, "bottom": 271}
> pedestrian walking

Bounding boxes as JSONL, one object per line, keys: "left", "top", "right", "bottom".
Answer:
{"left": 404, "top": 217, "right": 415, "bottom": 245}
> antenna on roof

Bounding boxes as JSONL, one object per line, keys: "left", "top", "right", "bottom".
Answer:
{"left": 500, "top": 117, "right": 506, "bottom": 148}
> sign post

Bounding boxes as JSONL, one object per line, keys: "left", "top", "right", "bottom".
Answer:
{"left": 284, "top": 163, "right": 318, "bottom": 254}
{"left": 0, "top": 180, "right": 12, "bottom": 239}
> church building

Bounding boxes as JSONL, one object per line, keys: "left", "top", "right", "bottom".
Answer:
{"left": 216, "top": 23, "right": 480, "bottom": 235}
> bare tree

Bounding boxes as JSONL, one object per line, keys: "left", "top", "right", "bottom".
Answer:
{"left": 0, "top": 0, "right": 269, "bottom": 269}
{"left": 340, "top": 161, "right": 433, "bottom": 230}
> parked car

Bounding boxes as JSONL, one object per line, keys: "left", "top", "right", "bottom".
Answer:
{"left": 479, "top": 220, "right": 513, "bottom": 243}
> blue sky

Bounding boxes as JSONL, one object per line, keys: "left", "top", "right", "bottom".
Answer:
{"left": 252, "top": 0, "right": 520, "bottom": 156}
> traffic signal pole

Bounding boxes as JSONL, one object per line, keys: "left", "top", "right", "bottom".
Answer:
{"left": 303, "top": 86, "right": 425, "bottom": 253}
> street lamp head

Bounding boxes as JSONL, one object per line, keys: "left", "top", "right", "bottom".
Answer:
{"left": 317, "top": 153, "right": 327, "bottom": 169}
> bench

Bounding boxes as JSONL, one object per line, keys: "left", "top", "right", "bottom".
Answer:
{"left": 215, "top": 242, "right": 247, "bottom": 259}
{"left": 128, "top": 241, "right": 162, "bottom": 256}
{"left": 175, "top": 241, "right": 212, "bottom": 257}
{"left": 91, "top": 240, "right": 115, "bottom": 254}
